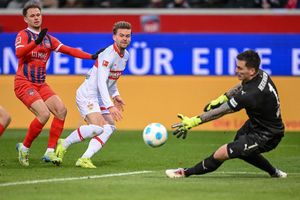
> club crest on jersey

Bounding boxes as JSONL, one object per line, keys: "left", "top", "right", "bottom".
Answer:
{"left": 27, "top": 89, "right": 35, "bottom": 96}
{"left": 44, "top": 39, "right": 51, "bottom": 48}
{"left": 87, "top": 102, "right": 94, "bottom": 110}
{"left": 102, "top": 60, "right": 109, "bottom": 67}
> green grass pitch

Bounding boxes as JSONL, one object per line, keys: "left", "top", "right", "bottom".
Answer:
{"left": 0, "top": 129, "right": 299, "bottom": 200}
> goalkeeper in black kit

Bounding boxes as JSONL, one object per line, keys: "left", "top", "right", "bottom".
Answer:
{"left": 166, "top": 50, "right": 287, "bottom": 178}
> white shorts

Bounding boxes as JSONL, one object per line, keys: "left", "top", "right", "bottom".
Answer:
{"left": 76, "top": 89, "right": 110, "bottom": 119}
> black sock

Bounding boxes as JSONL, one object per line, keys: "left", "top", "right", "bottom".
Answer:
{"left": 184, "top": 154, "right": 223, "bottom": 177}
{"left": 239, "top": 154, "right": 276, "bottom": 175}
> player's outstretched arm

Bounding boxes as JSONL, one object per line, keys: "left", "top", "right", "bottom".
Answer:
{"left": 225, "top": 83, "right": 242, "bottom": 98}
{"left": 173, "top": 103, "right": 234, "bottom": 139}
{"left": 203, "top": 94, "right": 229, "bottom": 112}
{"left": 91, "top": 48, "right": 105, "bottom": 60}
{"left": 58, "top": 45, "right": 93, "bottom": 59}
{"left": 172, "top": 114, "right": 202, "bottom": 139}
{"left": 203, "top": 83, "right": 242, "bottom": 112}
{"left": 59, "top": 46, "right": 104, "bottom": 60}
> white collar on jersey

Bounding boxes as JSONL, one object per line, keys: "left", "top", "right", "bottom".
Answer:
{"left": 26, "top": 27, "right": 40, "bottom": 34}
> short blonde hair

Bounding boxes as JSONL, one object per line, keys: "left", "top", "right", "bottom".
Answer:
{"left": 113, "top": 21, "right": 132, "bottom": 35}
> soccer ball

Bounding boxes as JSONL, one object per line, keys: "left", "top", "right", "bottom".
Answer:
{"left": 143, "top": 123, "right": 168, "bottom": 148}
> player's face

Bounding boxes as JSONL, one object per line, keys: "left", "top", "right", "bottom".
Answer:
{"left": 236, "top": 60, "right": 256, "bottom": 82}
{"left": 24, "top": 8, "right": 42, "bottom": 31}
{"left": 113, "top": 29, "right": 132, "bottom": 50}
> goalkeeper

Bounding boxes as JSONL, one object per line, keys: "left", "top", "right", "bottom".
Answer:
{"left": 166, "top": 50, "right": 287, "bottom": 178}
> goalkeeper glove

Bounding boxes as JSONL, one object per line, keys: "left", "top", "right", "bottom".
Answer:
{"left": 35, "top": 28, "right": 48, "bottom": 45}
{"left": 172, "top": 114, "right": 202, "bottom": 139}
{"left": 203, "top": 94, "right": 228, "bottom": 112}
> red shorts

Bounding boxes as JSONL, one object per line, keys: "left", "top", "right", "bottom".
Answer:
{"left": 14, "top": 80, "right": 56, "bottom": 108}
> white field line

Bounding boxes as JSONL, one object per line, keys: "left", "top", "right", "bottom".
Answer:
{"left": 1, "top": 170, "right": 299, "bottom": 187}
{"left": 0, "top": 170, "right": 152, "bottom": 187}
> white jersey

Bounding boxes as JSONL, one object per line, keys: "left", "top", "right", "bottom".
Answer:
{"left": 76, "top": 44, "right": 129, "bottom": 116}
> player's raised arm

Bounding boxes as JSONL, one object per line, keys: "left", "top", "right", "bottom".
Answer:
{"left": 15, "top": 28, "right": 48, "bottom": 58}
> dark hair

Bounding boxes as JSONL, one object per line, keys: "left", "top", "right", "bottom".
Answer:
{"left": 237, "top": 50, "right": 261, "bottom": 72}
{"left": 112, "top": 21, "right": 132, "bottom": 35}
{"left": 23, "top": 1, "right": 42, "bottom": 17}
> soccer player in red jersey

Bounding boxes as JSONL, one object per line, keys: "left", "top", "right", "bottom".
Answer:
{"left": 0, "top": 106, "right": 11, "bottom": 138}
{"left": 14, "top": 1, "right": 99, "bottom": 167}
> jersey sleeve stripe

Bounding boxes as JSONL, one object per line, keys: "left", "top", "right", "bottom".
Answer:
{"left": 229, "top": 98, "right": 238, "bottom": 108}
{"left": 24, "top": 30, "right": 32, "bottom": 44}
{"left": 55, "top": 44, "right": 63, "bottom": 52}
{"left": 16, "top": 45, "right": 24, "bottom": 48}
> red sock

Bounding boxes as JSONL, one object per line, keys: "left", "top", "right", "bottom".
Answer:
{"left": 0, "top": 124, "right": 5, "bottom": 137}
{"left": 23, "top": 118, "right": 44, "bottom": 148}
{"left": 48, "top": 117, "right": 65, "bottom": 148}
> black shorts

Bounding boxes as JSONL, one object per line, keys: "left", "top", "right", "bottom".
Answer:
{"left": 227, "top": 121, "right": 282, "bottom": 158}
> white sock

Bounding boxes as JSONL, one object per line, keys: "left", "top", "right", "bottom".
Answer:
{"left": 63, "top": 125, "right": 103, "bottom": 149}
{"left": 81, "top": 124, "right": 116, "bottom": 158}
{"left": 45, "top": 148, "right": 54, "bottom": 155}
{"left": 21, "top": 144, "right": 29, "bottom": 152}
{"left": 81, "top": 138, "right": 101, "bottom": 159}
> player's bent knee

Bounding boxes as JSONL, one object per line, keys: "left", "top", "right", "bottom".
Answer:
{"left": 38, "top": 110, "right": 51, "bottom": 123}
{"left": 104, "top": 124, "right": 116, "bottom": 134}
{"left": 5, "top": 115, "right": 11, "bottom": 127}
{"left": 89, "top": 124, "right": 104, "bottom": 136}
{"left": 60, "top": 106, "right": 67, "bottom": 118}
{"left": 214, "top": 144, "right": 229, "bottom": 161}
{"left": 227, "top": 141, "right": 245, "bottom": 158}
{"left": 2, "top": 112, "right": 11, "bottom": 127}
{"left": 54, "top": 106, "right": 67, "bottom": 119}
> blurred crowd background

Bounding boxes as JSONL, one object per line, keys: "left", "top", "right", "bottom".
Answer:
{"left": 0, "top": 0, "right": 299, "bottom": 9}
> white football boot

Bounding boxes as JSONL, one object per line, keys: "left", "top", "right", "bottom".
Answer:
{"left": 165, "top": 168, "right": 186, "bottom": 178}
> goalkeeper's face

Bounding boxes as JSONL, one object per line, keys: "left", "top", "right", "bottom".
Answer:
{"left": 236, "top": 60, "right": 256, "bottom": 82}
{"left": 113, "top": 29, "right": 132, "bottom": 50}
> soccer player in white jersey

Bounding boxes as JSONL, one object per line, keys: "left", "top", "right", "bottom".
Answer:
{"left": 55, "top": 21, "right": 132, "bottom": 168}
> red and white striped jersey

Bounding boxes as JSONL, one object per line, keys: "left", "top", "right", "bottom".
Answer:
{"left": 77, "top": 43, "right": 129, "bottom": 109}
{"left": 14, "top": 27, "right": 92, "bottom": 87}
{"left": 15, "top": 28, "right": 61, "bottom": 84}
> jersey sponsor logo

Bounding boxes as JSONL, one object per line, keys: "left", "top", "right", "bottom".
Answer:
{"left": 102, "top": 60, "right": 109, "bottom": 67}
{"left": 229, "top": 98, "right": 238, "bottom": 108}
{"left": 31, "top": 51, "right": 48, "bottom": 61}
{"left": 109, "top": 70, "right": 123, "bottom": 80}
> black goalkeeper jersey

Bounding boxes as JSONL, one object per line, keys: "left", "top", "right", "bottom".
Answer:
{"left": 228, "top": 69, "right": 284, "bottom": 138}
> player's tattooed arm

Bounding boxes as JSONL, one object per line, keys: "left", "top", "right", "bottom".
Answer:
{"left": 200, "top": 103, "right": 234, "bottom": 123}
{"left": 225, "top": 83, "right": 242, "bottom": 98}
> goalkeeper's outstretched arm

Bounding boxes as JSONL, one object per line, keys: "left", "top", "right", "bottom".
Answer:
{"left": 225, "top": 83, "right": 242, "bottom": 98}
{"left": 204, "top": 83, "right": 242, "bottom": 112}
{"left": 200, "top": 102, "right": 234, "bottom": 124}
{"left": 172, "top": 103, "right": 235, "bottom": 139}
